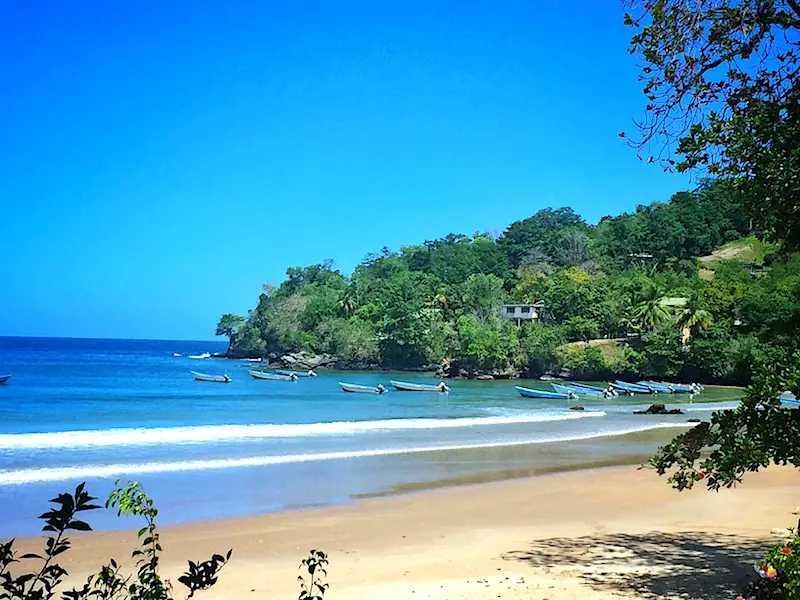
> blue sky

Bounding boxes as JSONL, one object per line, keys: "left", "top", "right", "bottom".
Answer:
{"left": 0, "top": 1, "right": 689, "bottom": 341}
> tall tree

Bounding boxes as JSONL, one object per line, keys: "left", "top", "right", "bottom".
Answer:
{"left": 623, "top": 0, "right": 800, "bottom": 249}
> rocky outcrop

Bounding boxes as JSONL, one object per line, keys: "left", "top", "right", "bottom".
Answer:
{"left": 634, "top": 404, "right": 684, "bottom": 415}
{"left": 569, "top": 406, "right": 586, "bottom": 411}
{"left": 278, "top": 352, "right": 337, "bottom": 370}
{"left": 476, "top": 374, "right": 495, "bottom": 380}
{"left": 687, "top": 418, "right": 701, "bottom": 423}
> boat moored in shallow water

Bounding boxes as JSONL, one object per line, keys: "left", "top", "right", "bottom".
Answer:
{"left": 191, "top": 371, "right": 230, "bottom": 383}
{"left": 516, "top": 386, "right": 573, "bottom": 400}
{"left": 639, "top": 381, "right": 674, "bottom": 393}
{"left": 249, "top": 370, "right": 296, "bottom": 381}
{"left": 612, "top": 380, "right": 654, "bottom": 394}
{"left": 390, "top": 380, "right": 449, "bottom": 393}
{"left": 277, "top": 369, "right": 317, "bottom": 377}
{"left": 340, "top": 382, "right": 387, "bottom": 394}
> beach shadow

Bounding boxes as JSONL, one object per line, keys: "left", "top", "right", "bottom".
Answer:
{"left": 503, "top": 531, "right": 767, "bottom": 599}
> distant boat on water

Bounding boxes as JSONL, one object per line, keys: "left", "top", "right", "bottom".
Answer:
{"left": 340, "top": 382, "right": 387, "bottom": 394}
{"left": 188, "top": 352, "right": 211, "bottom": 359}
{"left": 172, "top": 353, "right": 182, "bottom": 357}
{"left": 277, "top": 369, "right": 317, "bottom": 377}
{"left": 0, "top": 375, "right": 10, "bottom": 384}
{"left": 612, "top": 381, "right": 654, "bottom": 394}
{"left": 191, "top": 371, "right": 230, "bottom": 383}
{"left": 390, "top": 380, "right": 449, "bottom": 393}
{"left": 249, "top": 370, "right": 296, "bottom": 381}
{"left": 516, "top": 386, "right": 573, "bottom": 399}
{"left": 638, "top": 381, "right": 674, "bottom": 393}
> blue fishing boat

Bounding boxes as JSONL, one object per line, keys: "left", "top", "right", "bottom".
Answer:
{"left": 551, "top": 383, "right": 581, "bottom": 396}
{"left": 657, "top": 381, "right": 702, "bottom": 394}
{"left": 569, "top": 382, "right": 616, "bottom": 396}
{"left": 516, "top": 386, "right": 573, "bottom": 400}
{"left": 639, "top": 381, "right": 674, "bottom": 393}
{"left": 613, "top": 380, "right": 654, "bottom": 394}
{"left": 391, "top": 380, "right": 450, "bottom": 393}
{"left": 0, "top": 375, "right": 10, "bottom": 384}
{"left": 340, "top": 382, "right": 387, "bottom": 394}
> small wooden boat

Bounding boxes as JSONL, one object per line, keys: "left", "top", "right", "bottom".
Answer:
{"left": 249, "top": 370, "right": 296, "bottom": 381}
{"left": 277, "top": 369, "right": 317, "bottom": 377}
{"left": 612, "top": 380, "right": 654, "bottom": 394}
{"left": 192, "top": 371, "right": 230, "bottom": 383}
{"left": 516, "top": 386, "right": 573, "bottom": 399}
{"left": 0, "top": 375, "right": 11, "bottom": 384}
{"left": 569, "top": 382, "right": 616, "bottom": 396}
{"left": 390, "top": 380, "right": 449, "bottom": 393}
{"left": 551, "top": 383, "right": 580, "bottom": 396}
{"left": 639, "top": 381, "right": 674, "bottom": 393}
{"left": 340, "top": 382, "right": 387, "bottom": 394}
{"left": 658, "top": 381, "right": 702, "bottom": 394}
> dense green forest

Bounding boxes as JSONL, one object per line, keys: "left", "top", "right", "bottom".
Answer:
{"left": 217, "top": 180, "right": 799, "bottom": 383}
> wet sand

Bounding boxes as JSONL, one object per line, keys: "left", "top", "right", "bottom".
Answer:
{"left": 12, "top": 464, "right": 800, "bottom": 600}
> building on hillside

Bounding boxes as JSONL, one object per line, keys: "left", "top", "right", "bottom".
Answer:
{"left": 501, "top": 301, "right": 544, "bottom": 326}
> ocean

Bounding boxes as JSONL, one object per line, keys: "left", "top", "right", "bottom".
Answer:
{"left": 0, "top": 337, "right": 744, "bottom": 535}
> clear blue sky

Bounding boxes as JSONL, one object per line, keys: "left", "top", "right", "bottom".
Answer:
{"left": 0, "top": 0, "right": 689, "bottom": 341}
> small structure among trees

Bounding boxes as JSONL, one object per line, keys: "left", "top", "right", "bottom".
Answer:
{"left": 501, "top": 302, "right": 544, "bottom": 326}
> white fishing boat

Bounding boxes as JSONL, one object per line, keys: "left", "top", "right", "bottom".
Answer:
{"left": 191, "top": 371, "right": 230, "bottom": 383}
{"left": 340, "top": 382, "right": 387, "bottom": 394}
{"left": 390, "top": 380, "right": 449, "bottom": 393}
{"left": 249, "top": 370, "right": 296, "bottom": 381}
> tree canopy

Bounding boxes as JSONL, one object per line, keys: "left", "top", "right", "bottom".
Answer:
{"left": 623, "top": 0, "right": 800, "bottom": 250}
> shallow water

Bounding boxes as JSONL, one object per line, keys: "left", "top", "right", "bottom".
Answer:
{"left": 0, "top": 337, "right": 743, "bottom": 535}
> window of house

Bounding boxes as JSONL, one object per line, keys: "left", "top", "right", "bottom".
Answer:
{"left": 521, "top": 306, "right": 530, "bottom": 313}
{"left": 506, "top": 306, "right": 516, "bottom": 314}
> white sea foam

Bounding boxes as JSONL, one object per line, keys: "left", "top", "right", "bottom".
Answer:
{"left": 0, "top": 422, "right": 693, "bottom": 485}
{"left": 0, "top": 412, "right": 606, "bottom": 450}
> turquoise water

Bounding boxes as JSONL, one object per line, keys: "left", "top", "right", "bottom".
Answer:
{"left": 0, "top": 337, "right": 744, "bottom": 535}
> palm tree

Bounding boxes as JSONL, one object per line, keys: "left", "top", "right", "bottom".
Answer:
{"left": 676, "top": 294, "right": 713, "bottom": 341}
{"left": 629, "top": 284, "right": 671, "bottom": 332}
{"left": 338, "top": 284, "right": 359, "bottom": 317}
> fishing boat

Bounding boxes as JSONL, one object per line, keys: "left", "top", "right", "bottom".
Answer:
{"left": 249, "top": 370, "right": 296, "bottom": 381}
{"left": 390, "top": 380, "right": 449, "bottom": 393}
{"left": 569, "top": 382, "right": 616, "bottom": 396}
{"left": 639, "top": 381, "right": 674, "bottom": 393}
{"left": 188, "top": 352, "right": 211, "bottom": 359}
{"left": 0, "top": 375, "right": 10, "bottom": 384}
{"left": 780, "top": 391, "right": 799, "bottom": 407}
{"left": 516, "top": 386, "right": 573, "bottom": 399}
{"left": 657, "top": 381, "right": 702, "bottom": 394}
{"left": 192, "top": 371, "right": 230, "bottom": 383}
{"left": 277, "top": 369, "right": 317, "bottom": 377}
{"left": 242, "top": 358, "right": 262, "bottom": 362}
{"left": 340, "top": 382, "right": 387, "bottom": 394}
{"left": 172, "top": 353, "right": 182, "bottom": 357}
{"left": 612, "top": 380, "right": 654, "bottom": 394}
{"left": 551, "top": 383, "right": 581, "bottom": 396}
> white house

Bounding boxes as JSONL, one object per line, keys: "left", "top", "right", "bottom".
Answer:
{"left": 501, "top": 301, "right": 544, "bottom": 326}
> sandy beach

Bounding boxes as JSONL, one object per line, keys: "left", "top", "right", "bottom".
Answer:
{"left": 12, "top": 465, "right": 799, "bottom": 600}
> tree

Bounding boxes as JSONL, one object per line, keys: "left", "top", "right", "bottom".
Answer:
{"left": 651, "top": 350, "right": 800, "bottom": 490}
{"left": 562, "top": 316, "right": 600, "bottom": 342}
{"left": 629, "top": 284, "right": 671, "bottom": 332}
{"left": 215, "top": 314, "right": 245, "bottom": 338}
{"left": 553, "top": 229, "right": 592, "bottom": 268}
{"left": 623, "top": 0, "right": 800, "bottom": 250}
{"left": 500, "top": 208, "right": 587, "bottom": 267}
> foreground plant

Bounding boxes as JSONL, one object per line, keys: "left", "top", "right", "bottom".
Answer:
{"left": 0, "top": 481, "right": 231, "bottom": 600}
{"left": 298, "top": 550, "right": 329, "bottom": 600}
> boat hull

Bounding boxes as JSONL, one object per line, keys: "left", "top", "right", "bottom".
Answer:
{"left": 613, "top": 380, "right": 654, "bottom": 394}
{"left": 639, "top": 381, "right": 674, "bottom": 393}
{"left": 565, "top": 383, "right": 608, "bottom": 396}
{"left": 516, "top": 386, "right": 571, "bottom": 399}
{"left": 249, "top": 370, "right": 294, "bottom": 381}
{"left": 551, "top": 383, "right": 580, "bottom": 396}
{"left": 191, "top": 371, "right": 230, "bottom": 383}
{"left": 0, "top": 375, "right": 10, "bottom": 384}
{"left": 276, "top": 370, "right": 315, "bottom": 377}
{"left": 390, "top": 380, "right": 449, "bottom": 393}
{"left": 339, "top": 382, "right": 386, "bottom": 394}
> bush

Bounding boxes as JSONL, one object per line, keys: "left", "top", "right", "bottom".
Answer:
{"left": 0, "top": 482, "right": 328, "bottom": 600}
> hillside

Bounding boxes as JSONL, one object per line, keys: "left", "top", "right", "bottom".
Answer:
{"left": 217, "top": 181, "right": 799, "bottom": 385}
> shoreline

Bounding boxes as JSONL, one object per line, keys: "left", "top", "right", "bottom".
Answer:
{"left": 13, "top": 464, "right": 798, "bottom": 600}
